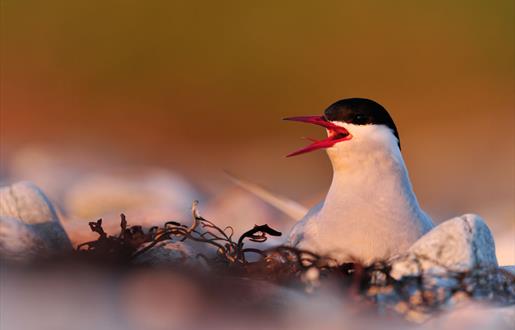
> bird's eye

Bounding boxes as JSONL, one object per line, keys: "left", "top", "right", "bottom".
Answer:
{"left": 352, "top": 114, "right": 368, "bottom": 124}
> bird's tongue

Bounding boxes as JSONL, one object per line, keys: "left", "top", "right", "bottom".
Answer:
{"left": 284, "top": 115, "right": 351, "bottom": 157}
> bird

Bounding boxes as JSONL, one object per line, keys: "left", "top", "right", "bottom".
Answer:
{"left": 281, "top": 98, "right": 434, "bottom": 263}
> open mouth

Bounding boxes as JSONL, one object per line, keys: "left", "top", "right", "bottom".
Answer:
{"left": 284, "top": 115, "right": 352, "bottom": 157}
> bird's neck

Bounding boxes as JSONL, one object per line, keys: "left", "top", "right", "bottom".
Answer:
{"left": 323, "top": 147, "right": 424, "bottom": 217}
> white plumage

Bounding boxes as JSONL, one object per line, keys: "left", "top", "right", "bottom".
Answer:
{"left": 287, "top": 123, "right": 433, "bottom": 263}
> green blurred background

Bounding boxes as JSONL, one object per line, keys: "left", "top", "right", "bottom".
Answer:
{"left": 1, "top": 1, "right": 514, "bottom": 224}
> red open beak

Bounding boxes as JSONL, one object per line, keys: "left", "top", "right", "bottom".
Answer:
{"left": 284, "top": 115, "right": 352, "bottom": 157}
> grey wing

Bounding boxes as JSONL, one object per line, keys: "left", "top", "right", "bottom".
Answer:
{"left": 286, "top": 201, "right": 323, "bottom": 247}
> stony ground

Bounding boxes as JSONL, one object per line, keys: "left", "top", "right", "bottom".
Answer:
{"left": 1, "top": 181, "right": 514, "bottom": 330}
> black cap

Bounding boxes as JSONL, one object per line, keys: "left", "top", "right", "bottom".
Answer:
{"left": 324, "top": 98, "right": 400, "bottom": 148}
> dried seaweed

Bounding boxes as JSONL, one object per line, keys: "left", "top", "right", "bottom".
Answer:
{"left": 75, "top": 201, "right": 515, "bottom": 321}
{"left": 76, "top": 214, "right": 158, "bottom": 263}
{"left": 76, "top": 201, "right": 282, "bottom": 267}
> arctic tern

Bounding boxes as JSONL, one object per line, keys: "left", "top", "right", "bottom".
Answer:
{"left": 283, "top": 98, "right": 434, "bottom": 263}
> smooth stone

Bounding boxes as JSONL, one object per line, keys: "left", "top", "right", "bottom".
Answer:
{"left": 0, "top": 181, "right": 72, "bottom": 255}
{"left": 132, "top": 242, "right": 195, "bottom": 265}
{"left": 63, "top": 169, "right": 198, "bottom": 219}
{"left": 0, "top": 216, "right": 47, "bottom": 261}
{"left": 391, "top": 214, "right": 498, "bottom": 279}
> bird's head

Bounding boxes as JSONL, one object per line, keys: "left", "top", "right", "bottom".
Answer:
{"left": 285, "top": 98, "right": 401, "bottom": 161}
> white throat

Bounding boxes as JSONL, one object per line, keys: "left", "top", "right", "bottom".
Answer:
{"left": 325, "top": 123, "right": 414, "bottom": 205}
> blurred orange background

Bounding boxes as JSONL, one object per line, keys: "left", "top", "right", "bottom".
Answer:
{"left": 1, "top": 1, "right": 513, "bottom": 239}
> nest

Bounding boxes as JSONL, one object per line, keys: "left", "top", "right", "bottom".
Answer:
{"left": 75, "top": 201, "right": 515, "bottom": 322}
